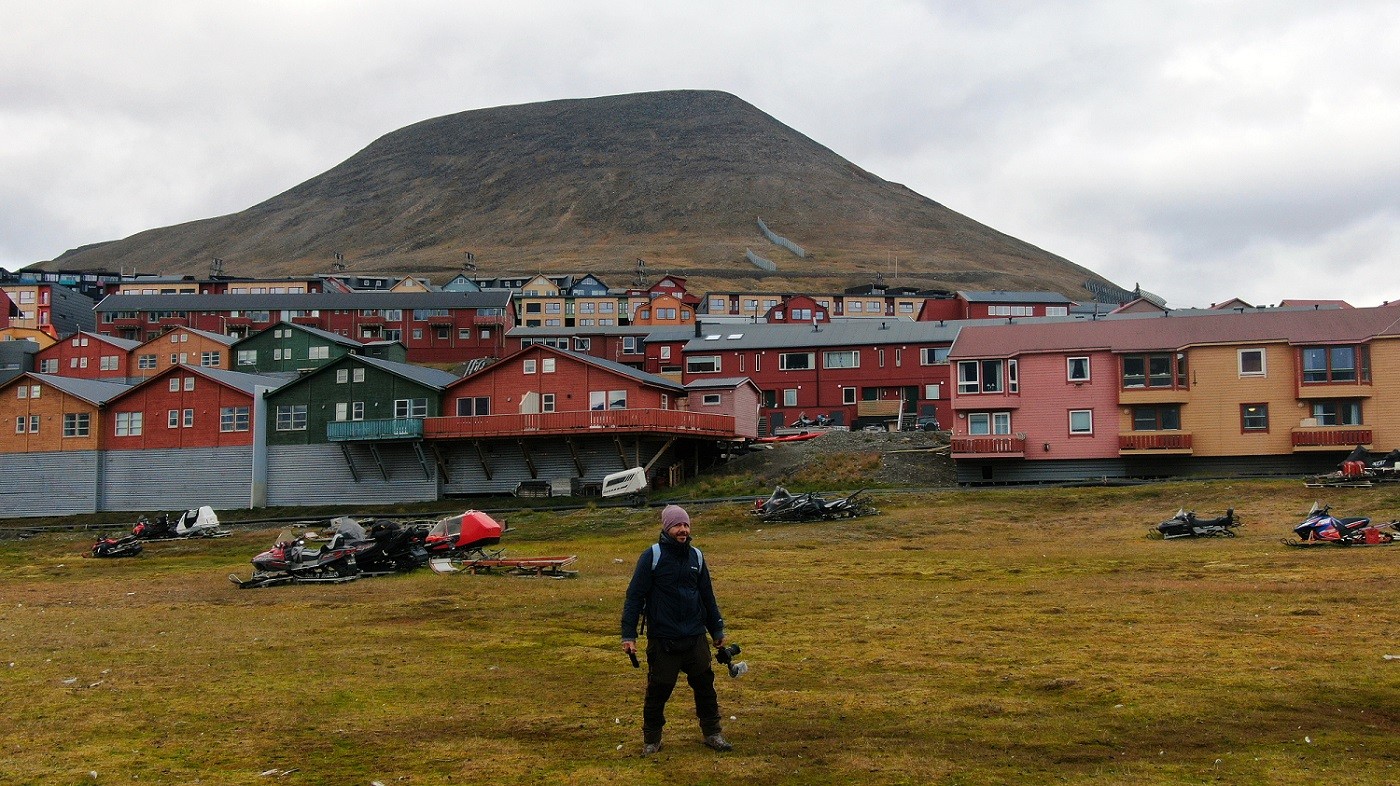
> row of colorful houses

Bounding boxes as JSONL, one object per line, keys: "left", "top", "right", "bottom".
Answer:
{"left": 946, "top": 303, "right": 1400, "bottom": 482}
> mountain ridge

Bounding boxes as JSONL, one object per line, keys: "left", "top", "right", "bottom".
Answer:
{"left": 42, "top": 90, "right": 1121, "bottom": 299}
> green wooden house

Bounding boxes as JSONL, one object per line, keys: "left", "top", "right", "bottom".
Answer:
{"left": 231, "top": 322, "right": 407, "bottom": 374}
{"left": 263, "top": 354, "right": 458, "bottom": 446}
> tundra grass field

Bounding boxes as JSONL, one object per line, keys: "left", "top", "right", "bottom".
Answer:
{"left": 0, "top": 479, "right": 1397, "bottom": 785}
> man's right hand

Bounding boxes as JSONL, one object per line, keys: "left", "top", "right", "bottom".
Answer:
{"left": 622, "top": 640, "right": 637, "bottom": 655}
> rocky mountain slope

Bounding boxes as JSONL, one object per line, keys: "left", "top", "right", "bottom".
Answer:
{"left": 41, "top": 90, "right": 1119, "bottom": 299}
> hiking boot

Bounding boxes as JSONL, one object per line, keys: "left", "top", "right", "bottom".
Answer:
{"left": 703, "top": 734, "right": 733, "bottom": 752}
{"left": 642, "top": 741, "right": 663, "bottom": 756}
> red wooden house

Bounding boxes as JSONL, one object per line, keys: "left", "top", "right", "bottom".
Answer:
{"left": 918, "top": 290, "right": 1075, "bottom": 321}
{"left": 763, "top": 294, "right": 830, "bottom": 324}
{"left": 102, "top": 365, "right": 288, "bottom": 451}
{"left": 678, "top": 321, "right": 960, "bottom": 432}
{"left": 34, "top": 331, "right": 141, "bottom": 380}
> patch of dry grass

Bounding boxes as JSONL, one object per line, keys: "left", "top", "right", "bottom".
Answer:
{"left": 1, "top": 480, "right": 1398, "bottom": 784}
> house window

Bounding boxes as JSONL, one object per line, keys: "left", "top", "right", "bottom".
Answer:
{"left": 200, "top": 352, "right": 220, "bottom": 367}
{"left": 100, "top": 356, "right": 120, "bottom": 371}
{"left": 1311, "top": 400, "right": 1361, "bottom": 426}
{"left": 353, "top": 368, "right": 365, "bottom": 382}
{"left": 137, "top": 355, "right": 157, "bottom": 369}
{"left": 1121, "top": 353, "right": 1187, "bottom": 389}
{"left": 687, "top": 356, "right": 721, "bottom": 373}
{"left": 334, "top": 402, "right": 348, "bottom": 421}
{"left": 1132, "top": 405, "right": 1181, "bottom": 431}
{"left": 115, "top": 411, "right": 143, "bottom": 436}
{"left": 542, "top": 358, "right": 555, "bottom": 373}
{"left": 185, "top": 377, "right": 195, "bottom": 391}
{"left": 1068, "top": 409, "right": 1093, "bottom": 434}
{"left": 1241, "top": 403, "right": 1268, "bottom": 432}
{"left": 660, "top": 346, "right": 671, "bottom": 360}
{"left": 1067, "top": 357, "right": 1090, "bottom": 382}
{"left": 308, "top": 346, "right": 329, "bottom": 360}
{"left": 63, "top": 412, "right": 90, "bottom": 437}
{"left": 967, "top": 412, "right": 1012, "bottom": 436}
{"left": 169, "top": 378, "right": 180, "bottom": 392}
{"left": 523, "top": 359, "right": 537, "bottom": 374}
{"left": 336, "top": 369, "right": 348, "bottom": 383}
{"left": 542, "top": 393, "right": 556, "bottom": 413}
{"left": 220, "top": 406, "right": 250, "bottom": 432}
{"left": 824, "top": 350, "right": 859, "bottom": 369}
{"left": 236, "top": 350, "right": 257, "bottom": 366}
{"left": 40, "top": 359, "right": 58, "bottom": 373}
{"left": 457, "top": 397, "right": 491, "bottom": 416}
{"left": 957, "top": 359, "right": 1012, "bottom": 394}
{"left": 779, "top": 352, "right": 814, "bottom": 371}
{"left": 924, "top": 384, "right": 940, "bottom": 400}
{"left": 183, "top": 409, "right": 194, "bottom": 428}
{"left": 844, "top": 387, "right": 857, "bottom": 405}
{"left": 1301, "top": 345, "right": 1367, "bottom": 383}
{"left": 783, "top": 388, "right": 798, "bottom": 407}
{"left": 609, "top": 390, "right": 627, "bottom": 409}
{"left": 1238, "top": 348, "right": 1266, "bottom": 376}
{"left": 276, "top": 405, "right": 308, "bottom": 431}
{"left": 168, "top": 409, "right": 180, "bottom": 429}
{"left": 702, "top": 393, "right": 722, "bottom": 406}
{"left": 1046, "top": 306, "right": 1069, "bottom": 317}
{"left": 14, "top": 416, "right": 25, "bottom": 434}
{"left": 394, "top": 398, "right": 429, "bottom": 418}
{"left": 574, "top": 337, "right": 591, "bottom": 351}
{"left": 352, "top": 402, "right": 364, "bottom": 421}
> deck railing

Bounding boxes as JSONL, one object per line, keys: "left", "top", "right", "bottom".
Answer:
{"left": 1291, "top": 427, "right": 1372, "bottom": 448}
{"left": 422, "top": 408, "right": 738, "bottom": 439}
{"left": 951, "top": 436, "right": 1026, "bottom": 456}
{"left": 327, "top": 418, "right": 424, "bottom": 441}
{"left": 1119, "top": 432, "right": 1193, "bottom": 452}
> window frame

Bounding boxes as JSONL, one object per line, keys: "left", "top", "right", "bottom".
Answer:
{"left": 1240, "top": 403, "right": 1269, "bottom": 432}
{"left": 1068, "top": 409, "right": 1093, "bottom": 435}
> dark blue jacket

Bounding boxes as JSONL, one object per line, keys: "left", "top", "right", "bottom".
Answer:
{"left": 620, "top": 531, "right": 724, "bottom": 643}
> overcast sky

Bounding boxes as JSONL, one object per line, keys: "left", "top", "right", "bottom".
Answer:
{"left": 4, "top": 1, "right": 1398, "bottom": 308}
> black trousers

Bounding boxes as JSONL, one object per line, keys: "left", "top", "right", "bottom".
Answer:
{"left": 643, "top": 635, "right": 721, "bottom": 742}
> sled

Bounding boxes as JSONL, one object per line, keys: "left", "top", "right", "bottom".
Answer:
{"left": 228, "top": 571, "right": 360, "bottom": 588}
{"left": 430, "top": 554, "right": 577, "bottom": 578}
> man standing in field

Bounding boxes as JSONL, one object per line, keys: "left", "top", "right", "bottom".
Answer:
{"left": 621, "top": 504, "right": 732, "bottom": 755}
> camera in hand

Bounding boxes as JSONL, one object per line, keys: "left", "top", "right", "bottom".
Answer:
{"left": 715, "top": 643, "right": 748, "bottom": 678}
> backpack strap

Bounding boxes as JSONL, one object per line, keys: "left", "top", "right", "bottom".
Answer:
{"left": 650, "top": 543, "right": 704, "bottom": 571}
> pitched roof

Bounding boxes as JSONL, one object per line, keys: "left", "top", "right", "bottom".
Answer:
{"left": 681, "top": 320, "right": 964, "bottom": 352}
{"left": 957, "top": 290, "right": 1075, "bottom": 304}
{"left": 25, "top": 373, "right": 132, "bottom": 404}
{"left": 75, "top": 331, "right": 143, "bottom": 351}
{"left": 684, "top": 377, "right": 759, "bottom": 391}
{"left": 352, "top": 355, "right": 459, "bottom": 389}
{"left": 948, "top": 303, "right": 1400, "bottom": 359}
{"left": 190, "top": 367, "right": 293, "bottom": 395}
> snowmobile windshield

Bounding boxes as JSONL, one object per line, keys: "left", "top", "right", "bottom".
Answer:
{"left": 329, "top": 517, "right": 366, "bottom": 540}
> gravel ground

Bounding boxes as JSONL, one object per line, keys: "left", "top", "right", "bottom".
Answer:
{"left": 722, "top": 428, "right": 956, "bottom": 488}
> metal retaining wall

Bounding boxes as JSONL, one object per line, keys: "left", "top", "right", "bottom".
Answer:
{"left": 956, "top": 453, "right": 1347, "bottom": 485}
{"left": 0, "top": 452, "right": 100, "bottom": 517}
{"left": 438, "top": 437, "right": 680, "bottom": 496}
{"left": 98, "top": 448, "right": 255, "bottom": 512}
{"left": 266, "top": 443, "right": 439, "bottom": 507}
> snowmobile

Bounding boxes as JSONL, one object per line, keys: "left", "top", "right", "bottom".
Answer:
{"left": 1305, "top": 445, "right": 1377, "bottom": 488}
{"left": 1286, "top": 502, "right": 1397, "bottom": 547}
{"left": 228, "top": 529, "right": 366, "bottom": 588}
{"left": 751, "top": 486, "right": 877, "bottom": 522}
{"left": 1154, "top": 508, "right": 1240, "bottom": 539}
{"left": 424, "top": 510, "right": 504, "bottom": 560}
{"left": 326, "top": 516, "right": 430, "bottom": 575}
{"left": 88, "top": 533, "right": 144, "bottom": 558}
{"left": 133, "top": 506, "right": 229, "bottom": 539}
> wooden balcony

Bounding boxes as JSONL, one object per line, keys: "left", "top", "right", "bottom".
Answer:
{"left": 1119, "top": 432, "right": 1193, "bottom": 454}
{"left": 1291, "top": 427, "right": 1372, "bottom": 451}
{"left": 291, "top": 316, "right": 323, "bottom": 327}
{"left": 423, "top": 408, "right": 739, "bottom": 440}
{"left": 327, "top": 418, "right": 424, "bottom": 441}
{"left": 951, "top": 436, "right": 1026, "bottom": 459}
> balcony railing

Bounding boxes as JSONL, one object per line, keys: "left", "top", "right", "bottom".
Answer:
{"left": 327, "top": 418, "right": 424, "bottom": 441}
{"left": 1291, "top": 427, "right": 1372, "bottom": 449}
{"left": 951, "top": 436, "right": 1026, "bottom": 458}
{"left": 1119, "top": 432, "right": 1193, "bottom": 452}
{"left": 423, "top": 408, "right": 738, "bottom": 440}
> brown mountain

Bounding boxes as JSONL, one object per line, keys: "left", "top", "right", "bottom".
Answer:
{"left": 43, "top": 90, "right": 1122, "bottom": 299}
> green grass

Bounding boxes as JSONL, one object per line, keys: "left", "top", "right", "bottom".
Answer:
{"left": 1, "top": 480, "right": 1398, "bottom": 784}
